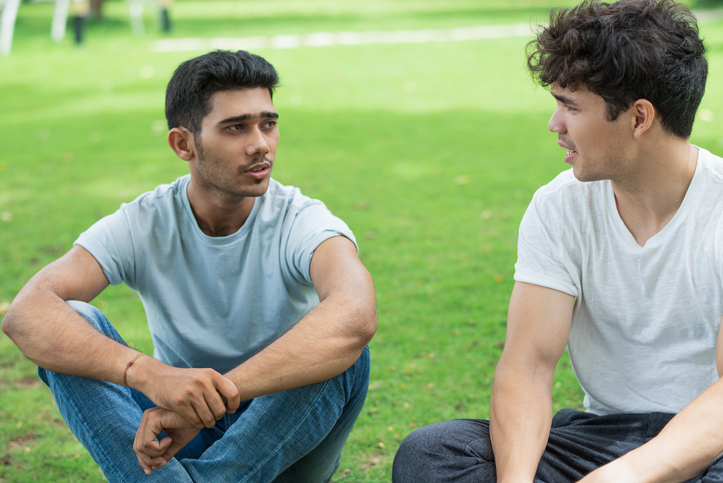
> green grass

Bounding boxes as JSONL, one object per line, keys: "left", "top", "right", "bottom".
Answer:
{"left": 1, "top": 0, "right": 723, "bottom": 481}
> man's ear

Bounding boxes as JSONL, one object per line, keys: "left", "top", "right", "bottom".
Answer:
{"left": 167, "top": 127, "right": 196, "bottom": 161}
{"left": 631, "top": 99, "right": 655, "bottom": 139}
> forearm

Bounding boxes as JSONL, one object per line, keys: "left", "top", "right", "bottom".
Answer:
{"left": 581, "top": 378, "right": 723, "bottom": 483}
{"left": 490, "top": 361, "right": 554, "bottom": 483}
{"left": 3, "top": 284, "right": 138, "bottom": 385}
{"left": 225, "top": 289, "right": 376, "bottom": 400}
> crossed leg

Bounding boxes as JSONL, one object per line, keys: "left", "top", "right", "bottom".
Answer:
{"left": 39, "top": 301, "right": 370, "bottom": 483}
{"left": 392, "top": 409, "right": 723, "bottom": 483}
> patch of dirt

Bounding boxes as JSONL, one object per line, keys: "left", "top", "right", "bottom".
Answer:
{"left": 17, "top": 376, "right": 41, "bottom": 388}
{"left": 7, "top": 432, "right": 37, "bottom": 450}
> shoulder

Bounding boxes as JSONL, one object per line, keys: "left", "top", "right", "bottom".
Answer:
{"left": 698, "top": 148, "right": 723, "bottom": 184}
{"left": 259, "top": 179, "right": 325, "bottom": 217}
{"left": 129, "top": 175, "right": 188, "bottom": 206}
{"left": 119, "top": 175, "right": 189, "bottom": 217}
{"left": 528, "top": 169, "right": 605, "bottom": 217}
{"left": 534, "top": 169, "right": 599, "bottom": 199}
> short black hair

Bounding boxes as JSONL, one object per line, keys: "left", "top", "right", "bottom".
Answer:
{"left": 527, "top": 0, "right": 707, "bottom": 138}
{"left": 165, "top": 50, "right": 279, "bottom": 134}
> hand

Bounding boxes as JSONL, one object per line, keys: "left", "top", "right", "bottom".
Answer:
{"left": 133, "top": 407, "right": 201, "bottom": 476}
{"left": 133, "top": 360, "right": 241, "bottom": 429}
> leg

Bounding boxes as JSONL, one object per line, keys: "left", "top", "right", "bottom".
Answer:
{"left": 181, "top": 346, "right": 371, "bottom": 483}
{"left": 393, "top": 409, "right": 676, "bottom": 483}
{"left": 535, "top": 409, "right": 673, "bottom": 482}
{"left": 38, "top": 300, "right": 193, "bottom": 483}
{"left": 393, "top": 419, "right": 497, "bottom": 483}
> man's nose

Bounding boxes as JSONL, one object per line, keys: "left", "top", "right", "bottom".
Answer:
{"left": 548, "top": 108, "right": 566, "bottom": 133}
{"left": 246, "top": 126, "right": 270, "bottom": 156}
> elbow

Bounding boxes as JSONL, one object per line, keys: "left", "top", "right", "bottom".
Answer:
{"left": 345, "top": 298, "right": 378, "bottom": 350}
{"left": 1, "top": 304, "right": 20, "bottom": 341}
{"left": 359, "top": 307, "right": 378, "bottom": 344}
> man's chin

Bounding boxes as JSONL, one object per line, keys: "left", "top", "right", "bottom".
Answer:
{"left": 240, "top": 179, "right": 271, "bottom": 198}
{"left": 571, "top": 166, "right": 597, "bottom": 183}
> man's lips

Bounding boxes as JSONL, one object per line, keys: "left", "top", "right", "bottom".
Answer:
{"left": 557, "top": 139, "right": 577, "bottom": 163}
{"left": 243, "top": 159, "right": 272, "bottom": 179}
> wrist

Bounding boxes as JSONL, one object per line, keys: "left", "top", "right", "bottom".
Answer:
{"left": 124, "top": 352, "right": 157, "bottom": 391}
{"left": 122, "top": 353, "right": 145, "bottom": 387}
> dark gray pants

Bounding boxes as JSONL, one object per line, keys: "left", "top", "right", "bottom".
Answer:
{"left": 392, "top": 408, "right": 723, "bottom": 482}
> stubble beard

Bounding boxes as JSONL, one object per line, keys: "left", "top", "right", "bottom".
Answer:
{"left": 194, "top": 139, "right": 273, "bottom": 200}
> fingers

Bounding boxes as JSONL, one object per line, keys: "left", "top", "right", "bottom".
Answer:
{"left": 133, "top": 430, "right": 171, "bottom": 476}
{"left": 190, "top": 398, "right": 218, "bottom": 429}
{"left": 190, "top": 373, "right": 240, "bottom": 426}
{"left": 214, "top": 373, "right": 241, "bottom": 413}
{"left": 149, "top": 367, "right": 240, "bottom": 428}
{"left": 136, "top": 453, "right": 169, "bottom": 476}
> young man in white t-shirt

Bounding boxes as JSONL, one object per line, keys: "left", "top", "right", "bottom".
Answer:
{"left": 393, "top": 1, "right": 723, "bottom": 481}
{"left": 2, "top": 50, "right": 377, "bottom": 482}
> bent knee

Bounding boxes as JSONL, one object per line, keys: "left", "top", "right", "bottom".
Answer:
{"left": 393, "top": 419, "right": 495, "bottom": 482}
{"left": 392, "top": 423, "right": 451, "bottom": 482}
{"left": 66, "top": 300, "right": 121, "bottom": 342}
{"left": 66, "top": 300, "right": 102, "bottom": 324}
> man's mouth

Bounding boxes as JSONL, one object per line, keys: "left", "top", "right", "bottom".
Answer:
{"left": 244, "top": 159, "right": 273, "bottom": 179}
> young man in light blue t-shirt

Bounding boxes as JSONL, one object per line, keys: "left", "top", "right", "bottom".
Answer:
{"left": 2, "top": 50, "right": 377, "bottom": 482}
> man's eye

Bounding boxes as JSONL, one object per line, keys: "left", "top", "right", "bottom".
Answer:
{"left": 264, "top": 121, "right": 277, "bottom": 128}
{"left": 228, "top": 125, "right": 243, "bottom": 132}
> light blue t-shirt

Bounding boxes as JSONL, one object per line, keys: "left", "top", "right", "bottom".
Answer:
{"left": 75, "top": 175, "right": 356, "bottom": 373}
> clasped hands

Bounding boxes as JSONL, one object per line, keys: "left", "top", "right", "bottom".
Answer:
{"left": 132, "top": 365, "right": 240, "bottom": 476}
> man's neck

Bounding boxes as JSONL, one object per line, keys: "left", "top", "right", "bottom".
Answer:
{"left": 186, "top": 180, "right": 256, "bottom": 237}
{"left": 611, "top": 140, "right": 698, "bottom": 247}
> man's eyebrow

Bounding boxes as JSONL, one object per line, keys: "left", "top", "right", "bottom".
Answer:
{"left": 217, "top": 111, "right": 280, "bottom": 125}
{"left": 552, "top": 92, "right": 577, "bottom": 106}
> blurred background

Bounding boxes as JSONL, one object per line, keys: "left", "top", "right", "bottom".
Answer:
{"left": 1, "top": 0, "right": 722, "bottom": 480}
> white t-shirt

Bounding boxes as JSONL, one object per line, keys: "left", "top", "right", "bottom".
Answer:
{"left": 514, "top": 147, "right": 723, "bottom": 415}
{"left": 75, "top": 175, "right": 356, "bottom": 374}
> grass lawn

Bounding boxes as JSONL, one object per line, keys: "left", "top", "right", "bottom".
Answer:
{"left": 1, "top": 0, "right": 723, "bottom": 481}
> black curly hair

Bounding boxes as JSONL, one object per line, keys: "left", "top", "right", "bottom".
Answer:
{"left": 527, "top": 0, "right": 707, "bottom": 138}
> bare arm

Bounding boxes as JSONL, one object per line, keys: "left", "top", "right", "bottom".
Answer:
{"left": 224, "top": 235, "right": 377, "bottom": 400}
{"left": 578, "top": 317, "right": 723, "bottom": 483}
{"left": 490, "top": 281, "right": 574, "bottom": 483}
{"left": 2, "top": 245, "right": 239, "bottom": 428}
{"left": 3, "top": 245, "right": 123, "bottom": 378}
{"left": 133, "top": 235, "right": 376, "bottom": 472}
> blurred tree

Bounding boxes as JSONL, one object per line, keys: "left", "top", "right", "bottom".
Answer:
{"left": 90, "top": 0, "right": 103, "bottom": 19}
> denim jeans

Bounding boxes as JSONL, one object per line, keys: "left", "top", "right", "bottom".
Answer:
{"left": 38, "top": 300, "right": 370, "bottom": 483}
{"left": 392, "top": 409, "right": 723, "bottom": 482}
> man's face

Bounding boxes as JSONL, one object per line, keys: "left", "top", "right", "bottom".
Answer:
{"left": 548, "top": 84, "right": 633, "bottom": 182}
{"left": 191, "top": 88, "right": 279, "bottom": 199}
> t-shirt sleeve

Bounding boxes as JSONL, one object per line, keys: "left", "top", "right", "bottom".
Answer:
{"left": 514, "top": 191, "right": 579, "bottom": 297}
{"left": 73, "top": 206, "right": 136, "bottom": 288}
{"left": 284, "top": 200, "right": 357, "bottom": 285}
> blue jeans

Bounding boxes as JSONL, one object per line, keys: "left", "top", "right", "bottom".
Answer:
{"left": 38, "top": 301, "right": 370, "bottom": 483}
{"left": 392, "top": 409, "right": 723, "bottom": 482}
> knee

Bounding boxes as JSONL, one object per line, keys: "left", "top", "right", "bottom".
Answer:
{"left": 66, "top": 300, "right": 120, "bottom": 342}
{"left": 393, "top": 420, "right": 495, "bottom": 482}
{"left": 66, "top": 300, "right": 103, "bottom": 327}
{"left": 355, "top": 346, "right": 371, "bottom": 383}
{"left": 345, "top": 345, "right": 370, "bottom": 398}
{"left": 392, "top": 425, "right": 444, "bottom": 482}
